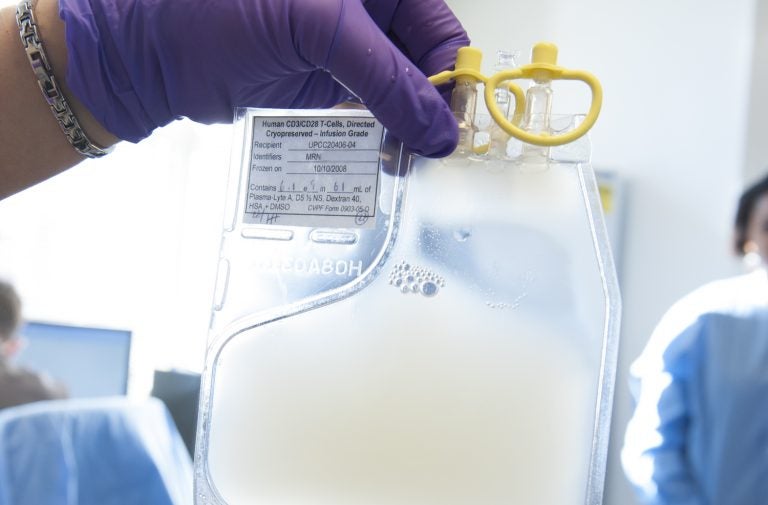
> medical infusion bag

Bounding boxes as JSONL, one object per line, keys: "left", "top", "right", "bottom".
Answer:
{"left": 195, "top": 42, "right": 621, "bottom": 505}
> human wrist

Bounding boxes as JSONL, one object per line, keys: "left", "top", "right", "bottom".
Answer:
{"left": 20, "top": 0, "right": 118, "bottom": 156}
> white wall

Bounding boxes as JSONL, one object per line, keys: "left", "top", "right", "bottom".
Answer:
{"left": 444, "top": 0, "right": 755, "bottom": 504}
{"left": 0, "top": 122, "right": 231, "bottom": 394}
{"left": 0, "top": 0, "right": 763, "bottom": 503}
{"left": 745, "top": 0, "right": 768, "bottom": 184}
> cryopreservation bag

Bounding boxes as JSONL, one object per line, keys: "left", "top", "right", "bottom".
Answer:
{"left": 196, "top": 44, "right": 620, "bottom": 505}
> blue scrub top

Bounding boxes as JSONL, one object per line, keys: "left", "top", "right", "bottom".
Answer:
{"left": 622, "top": 269, "right": 768, "bottom": 505}
{"left": 0, "top": 396, "right": 192, "bottom": 505}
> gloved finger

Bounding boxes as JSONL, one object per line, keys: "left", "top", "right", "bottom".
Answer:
{"left": 367, "top": 0, "right": 470, "bottom": 78}
{"left": 360, "top": 0, "right": 468, "bottom": 104}
{"left": 386, "top": 31, "right": 456, "bottom": 104}
{"left": 390, "top": 0, "right": 469, "bottom": 104}
{"left": 239, "top": 69, "right": 353, "bottom": 111}
{"left": 294, "top": 0, "right": 459, "bottom": 157}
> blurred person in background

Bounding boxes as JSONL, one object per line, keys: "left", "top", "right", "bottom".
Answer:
{"left": 622, "top": 173, "right": 768, "bottom": 505}
{"left": 0, "top": 280, "right": 67, "bottom": 409}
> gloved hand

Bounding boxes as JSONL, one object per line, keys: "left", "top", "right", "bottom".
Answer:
{"left": 59, "top": 0, "right": 469, "bottom": 157}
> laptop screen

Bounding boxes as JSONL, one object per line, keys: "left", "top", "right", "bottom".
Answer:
{"left": 14, "top": 321, "right": 132, "bottom": 398}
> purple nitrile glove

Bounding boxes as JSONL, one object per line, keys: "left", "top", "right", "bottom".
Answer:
{"left": 58, "top": 0, "right": 469, "bottom": 157}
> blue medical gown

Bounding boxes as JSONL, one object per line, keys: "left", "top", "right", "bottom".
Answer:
{"left": 0, "top": 396, "right": 193, "bottom": 505}
{"left": 622, "top": 269, "right": 768, "bottom": 505}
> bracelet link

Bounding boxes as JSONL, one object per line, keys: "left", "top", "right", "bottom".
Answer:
{"left": 15, "top": 0, "right": 113, "bottom": 159}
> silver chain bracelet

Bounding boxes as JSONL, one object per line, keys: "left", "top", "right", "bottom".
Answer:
{"left": 16, "top": 0, "right": 113, "bottom": 158}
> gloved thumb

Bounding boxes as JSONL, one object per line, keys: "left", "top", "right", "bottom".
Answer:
{"left": 294, "top": 0, "right": 461, "bottom": 158}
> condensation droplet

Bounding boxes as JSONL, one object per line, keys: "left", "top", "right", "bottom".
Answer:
{"left": 453, "top": 228, "right": 471, "bottom": 242}
{"left": 421, "top": 282, "right": 438, "bottom": 297}
{"left": 367, "top": 48, "right": 373, "bottom": 56}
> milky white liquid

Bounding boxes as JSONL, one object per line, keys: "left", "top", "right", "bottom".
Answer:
{"left": 206, "top": 277, "right": 598, "bottom": 505}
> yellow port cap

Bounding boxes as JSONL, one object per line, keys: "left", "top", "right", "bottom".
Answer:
{"left": 455, "top": 46, "right": 483, "bottom": 72}
{"left": 531, "top": 42, "right": 558, "bottom": 66}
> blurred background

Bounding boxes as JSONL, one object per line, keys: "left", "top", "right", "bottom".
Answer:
{"left": 0, "top": 0, "right": 764, "bottom": 503}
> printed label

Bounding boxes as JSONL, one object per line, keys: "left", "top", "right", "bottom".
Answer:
{"left": 244, "top": 116, "right": 384, "bottom": 228}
